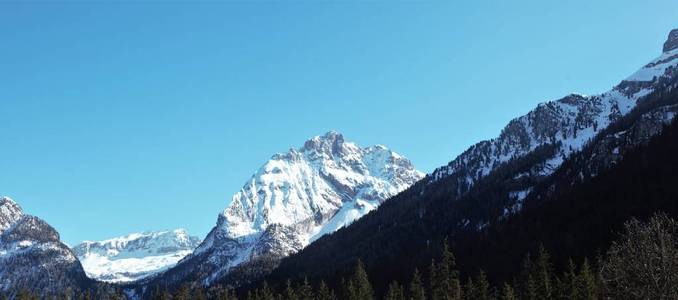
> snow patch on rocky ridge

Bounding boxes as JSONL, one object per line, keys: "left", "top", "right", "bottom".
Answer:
{"left": 73, "top": 229, "right": 201, "bottom": 283}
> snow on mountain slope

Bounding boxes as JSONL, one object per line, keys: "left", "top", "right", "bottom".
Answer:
{"left": 151, "top": 131, "right": 423, "bottom": 287}
{"left": 73, "top": 229, "right": 201, "bottom": 283}
{"left": 0, "top": 196, "right": 91, "bottom": 296}
{"left": 430, "top": 35, "right": 678, "bottom": 205}
{"left": 0, "top": 197, "right": 23, "bottom": 234}
{"left": 211, "top": 133, "right": 422, "bottom": 243}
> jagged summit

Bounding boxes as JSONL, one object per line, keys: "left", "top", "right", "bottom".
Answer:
{"left": 272, "top": 131, "right": 350, "bottom": 161}
{"left": 301, "top": 130, "right": 346, "bottom": 153}
{"left": 1, "top": 196, "right": 16, "bottom": 204}
{"left": 663, "top": 28, "right": 678, "bottom": 53}
{"left": 0, "top": 196, "right": 20, "bottom": 213}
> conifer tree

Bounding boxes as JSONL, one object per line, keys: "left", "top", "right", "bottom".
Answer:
{"left": 174, "top": 284, "right": 191, "bottom": 300}
{"left": 81, "top": 290, "right": 93, "bottom": 300}
{"left": 552, "top": 277, "right": 565, "bottom": 300}
{"left": 435, "top": 242, "right": 450, "bottom": 300}
{"left": 317, "top": 280, "right": 337, "bottom": 300}
{"left": 385, "top": 281, "right": 405, "bottom": 300}
{"left": 284, "top": 279, "right": 298, "bottom": 300}
{"left": 341, "top": 278, "right": 355, "bottom": 300}
{"left": 351, "top": 259, "right": 374, "bottom": 300}
{"left": 577, "top": 259, "right": 596, "bottom": 300}
{"left": 61, "top": 288, "right": 74, "bottom": 300}
{"left": 475, "top": 270, "right": 490, "bottom": 300}
{"left": 464, "top": 277, "right": 476, "bottom": 300}
{"left": 535, "top": 245, "right": 553, "bottom": 299}
{"left": 501, "top": 283, "right": 517, "bottom": 300}
{"left": 561, "top": 259, "right": 578, "bottom": 299}
{"left": 152, "top": 286, "right": 171, "bottom": 300}
{"left": 519, "top": 253, "right": 534, "bottom": 297}
{"left": 428, "top": 260, "right": 437, "bottom": 300}
{"left": 229, "top": 289, "right": 239, "bottom": 300}
{"left": 216, "top": 287, "right": 237, "bottom": 300}
{"left": 524, "top": 275, "right": 538, "bottom": 300}
{"left": 258, "top": 282, "right": 275, "bottom": 300}
{"left": 297, "top": 277, "right": 313, "bottom": 300}
{"left": 409, "top": 268, "right": 426, "bottom": 300}
{"left": 193, "top": 286, "right": 207, "bottom": 300}
{"left": 433, "top": 239, "right": 462, "bottom": 300}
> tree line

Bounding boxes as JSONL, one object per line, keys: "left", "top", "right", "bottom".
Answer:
{"left": 172, "top": 212, "right": 674, "bottom": 300}
{"left": 235, "top": 242, "right": 596, "bottom": 300}
{"left": 0, "top": 288, "right": 125, "bottom": 300}
{"left": 3, "top": 213, "right": 677, "bottom": 300}
{"left": 4, "top": 212, "right": 677, "bottom": 300}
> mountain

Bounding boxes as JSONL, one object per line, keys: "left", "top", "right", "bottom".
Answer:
{"left": 415, "top": 30, "right": 678, "bottom": 227}
{"left": 144, "top": 131, "right": 423, "bottom": 291}
{"left": 0, "top": 196, "right": 94, "bottom": 297}
{"left": 263, "top": 29, "right": 678, "bottom": 294}
{"left": 73, "top": 229, "right": 201, "bottom": 283}
{"left": 429, "top": 43, "right": 678, "bottom": 206}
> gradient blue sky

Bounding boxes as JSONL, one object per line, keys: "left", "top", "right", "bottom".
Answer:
{"left": 1, "top": 1, "right": 677, "bottom": 245}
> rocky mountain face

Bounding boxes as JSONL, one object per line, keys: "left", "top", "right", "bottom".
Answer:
{"left": 145, "top": 132, "right": 423, "bottom": 289}
{"left": 429, "top": 31, "right": 678, "bottom": 216}
{"left": 664, "top": 29, "right": 678, "bottom": 53}
{"left": 0, "top": 197, "right": 93, "bottom": 297}
{"left": 73, "top": 229, "right": 201, "bottom": 283}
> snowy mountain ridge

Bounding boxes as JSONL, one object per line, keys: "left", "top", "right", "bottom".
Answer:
{"left": 73, "top": 229, "right": 201, "bottom": 283}
{"left": 147, "top": 131, "right": 423, "bottom": 288}
{"left": 430, "top": 38, "right": 678, "bottom": 207}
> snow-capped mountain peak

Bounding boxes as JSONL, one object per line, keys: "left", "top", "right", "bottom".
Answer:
{"left": 73, "top": 229, "right": 201, "bottom": 283}
{"left": 213, "top": 131, "right": 423, "bottom": 242}
{"left": 155, "top": 132, "right": 423, "bottom": 288}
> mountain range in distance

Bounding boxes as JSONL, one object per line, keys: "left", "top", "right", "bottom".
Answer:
{"left": 72, "top": 229, "right": 201, "bottom": 283}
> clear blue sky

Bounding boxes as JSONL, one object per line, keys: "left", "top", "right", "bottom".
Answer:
{"left": 1, "top": 1, "right": 676, "bottom": 245}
